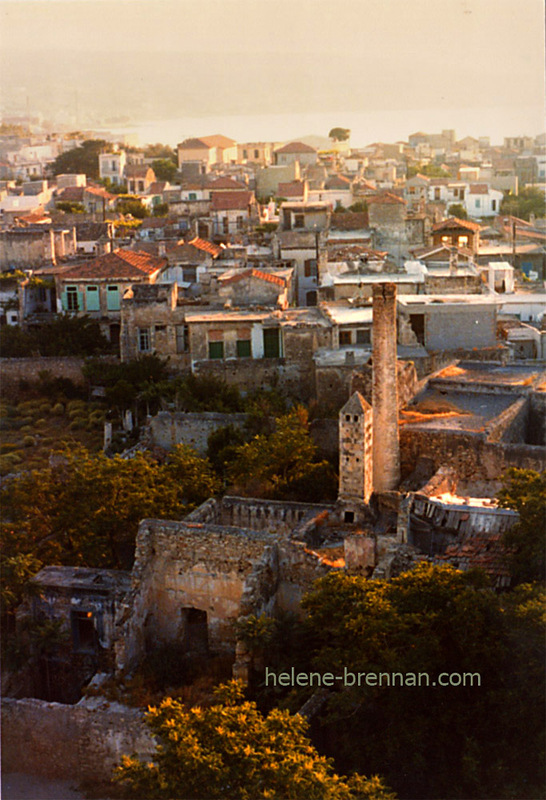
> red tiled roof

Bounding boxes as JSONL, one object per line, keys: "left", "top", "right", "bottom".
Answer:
{"left": 149, "top": 181, "right": 168, "bottom": 194}
{"left": 209, "top": 177, "right": 247, "bottom": 191}
{"left": 85, "top": 185, "right": 116, "bottom": 201}
{"left": 125, "top": 165, "right": 155, "bottom": 179}
{"left": 178, "top": 138, "right": 210, "bottom": 150}
{"left": 468, "top": 184, "right": 489, "bottom": 194}
{"left": 325, "top": 175, "right": 352, "bottom": 189}
{"left": 58, "top": 186, "right": 84, "bottom": 202}
{"left": 188, "top": 237, "right": 223, "bottom": 257}
{"left": 278, "top": 181, "right": 306, "bottom": 197}
{"left": 220, "top": 268, "right": 286, "bottom": 287}
{"left": 432, "top": 216, "right": 482, "bottom": 233}
{"left": 368, "top": 192, "right": 406, "bottom": 205}
{"left": 200, "top": 135, "right": 237, "bottom": 149}
{"left": 211, "top": 190, "right": 253, "bottom": 211}
{"left": 60, "top": 249, "right": 167, "bottom": 280}
{"left": 275, "top": 141, "right": 316, "bottom": 154}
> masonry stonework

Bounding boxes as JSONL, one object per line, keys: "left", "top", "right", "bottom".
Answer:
{"left": 372, "top": 283, "right": 401, "bottom": 491}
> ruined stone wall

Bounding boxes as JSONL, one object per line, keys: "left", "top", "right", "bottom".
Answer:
{"left": 147, "top": 411, "right": 248, "bottom": 454}
{"left": 0, "top": 356, "right": 90, "bottom": 397}
{"left": 487, "top": 397, "right": 528, "bottom": 444}
{"left": 424, "top": 274, "right": 483, "bottom": 295}
{"left": 219, "top": 496, "right": 333, "bottom": 535}
{"left": 192, "top": 357, "right": 316, "bottom": 401}
{"left": 0, "top": 230, "right": 54, "bottom": 269}
{"left": 1, "top": 697, "right": 153, "bottom": 783}
{"left": 117, "top": 519, "right": 272, "bottom": 670}
{"left": 529, "top": 392, "right": 546, "bottom": 446}
{"left": 400, "top": 427, "right": 546, "bottom": 481}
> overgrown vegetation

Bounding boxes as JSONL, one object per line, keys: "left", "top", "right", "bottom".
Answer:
{"left": 0, "top": 316, "right": 113, "bottom": 358}
{"left": 115, "top": 680, "right": 396, "bottom": 800}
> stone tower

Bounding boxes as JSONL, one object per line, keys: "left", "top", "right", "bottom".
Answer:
{"left": 338, "top": 391, "right": 373, "bottom": 522}
{"left": 372, "top": 282, "right": 401, "bottom": 491}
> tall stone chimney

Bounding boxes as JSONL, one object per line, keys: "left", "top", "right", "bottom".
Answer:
{"left": 372, "top": 282, "right": 401, "bottom": 491}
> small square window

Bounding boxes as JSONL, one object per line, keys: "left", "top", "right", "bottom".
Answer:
{"left": 138, "top": 327, "right": 151, "bottom": 352}
{"left": 339, "top": 331, "right": 352, "bottom": 346}
{"left": 209, "top": 341, "right": 224, "bottom": 359}
{"left": 236, "top": 339, "right": 251, "bottom": 358}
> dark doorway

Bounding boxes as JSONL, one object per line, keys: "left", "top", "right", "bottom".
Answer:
{"left": 181, "top": 607, "right": 209, "bottom": 654}
{"left": 409, "top": 314, "right": 425, "bottom": 345}
{"left": 344, "top": 511, "right": 355, "bottom": 523}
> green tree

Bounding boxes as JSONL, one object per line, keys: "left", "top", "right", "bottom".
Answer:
{"left": 0, "top": 315, "right": 112, "bottom": 358}
{"left": 116, "top": 196, "right": 149, "bottom": 219}
{"left": 329, "top": 128, "right": 351, "bottom": 142}
{"left": 229, "top": 407, "right": 337, "bottom": 501}
{"left": 500, "top": 187, "right": 546, "bottom": 221}
{"left": 298, "top": 564, "right": 545, "bottom": 799}
{"left": 50, "top": 140, "right": 108, "bottom": 179}
{"left": 115, "top": 680, "right": 396, "bottom": 800}
{"left": 497, "top": 468, "right": 546, "bottom": 584}
{"left": 151, "top": 158, "right": 177, "bottom": 182}
{"left": 0, "top": 444, "right": 218, "bottom": 570}
{"left": 407, "top": 163, "right": 451, "bottom": 179}
{"left": 144, "top": 143, "right": 177, "bottom": 161}
{"left": 448, "top": 203, "right": 468, "bottom": 219}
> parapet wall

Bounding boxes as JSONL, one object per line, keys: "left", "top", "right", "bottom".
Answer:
{"left": 1, "top": 697, "right": 153, "bottom": 783}
{"left": 0, "top": 356, "right": 89, "bottom": 397}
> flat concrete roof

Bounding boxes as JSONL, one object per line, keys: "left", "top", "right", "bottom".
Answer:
{"left": 401, "top": 389, "right": 518, "bottom": 432}
{"left": 434, "top": 361, "right": 545, "bottom": 387}
{"left": 322, "top": 305, "right": 373, "bottom": 325}
{"left": 32, "top": 566, "right": 131, "bottom": 592}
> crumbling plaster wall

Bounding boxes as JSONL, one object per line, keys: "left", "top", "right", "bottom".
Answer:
{"left": 1, "top": 697, "right": 153, "bottom": 783}
{"left": 115, "top": 516, "right": 330, "bottom": 673}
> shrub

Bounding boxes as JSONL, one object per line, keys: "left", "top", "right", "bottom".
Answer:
{"left": 0, "top": 443, "right": 18, "bottom": 454}
{"left": 34, "top": 418, "right": 47, "bottom": 428}
{"left": 51, "top": 403, "right": 65, "bottom": 416}
{"left": 23, "top": 435, "right": 36, "bottom": 447}
{"left": 69, "top": 419, "right": 86, "bottom": 430}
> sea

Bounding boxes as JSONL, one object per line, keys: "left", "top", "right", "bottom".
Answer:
{"left": 91, "top": 105, "right": 546, "bottom": 149}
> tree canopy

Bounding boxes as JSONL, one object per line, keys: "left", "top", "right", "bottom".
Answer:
{"left": 50, "top": 140, "right": 107, "bottom": 179}
{"left": 1, "top": 315, "right": 112, "bottom": 358}
{"left": 497, "top": 468, "right": 546, "bottom": 584}
{"left": 447, "top": 203, "right": 468, "bottom": 219}
{"left": 228, "top": 407, "right": 337, "bottom": 501}
{"left": 294, "top": 564, "right": 546, "bottom": 799}
{"left": 329, "top": 128, "right": 351, "bottom": 142}
{"left": 0, "top": 444, "right": 219, "bottom": 573}
{"left": 151, "top": 158, "right": 178, "bottom": 182}
{"left": 115, "top": 680, "right": 396, "bottom": 800}
{"left": 500, "top": 187, "right": 546, "bottom": 221}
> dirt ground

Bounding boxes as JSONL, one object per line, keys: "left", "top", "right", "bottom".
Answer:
{"left": 1, "top": 773, "right": 105, "bottom": 800}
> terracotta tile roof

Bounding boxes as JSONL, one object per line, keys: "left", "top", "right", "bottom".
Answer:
{"left": 219, "top": 268, "right": 287, "bottom": 287}
{"left": 188, "top": 236, "right": 223, "bottom": 257}
{"left": 432, "top": 216, "right": 482, "bottom": 233}
{"left": 434, "top": 531, "right": 512, "bottom": 588}
{"left": 209, "top": 177, "right": 247, "bottom": 191}
{"left": 149, "top": 181, "right": 168, "bottom": 194}
{"left": 58, "top": 186, "right": 84, "bottom": 202}
{"left": 85, "top": 185, "right": 116, "bottom": 201}
{"left": 278, "top": 181, "right": 306, "bottom": 197}
{"left": 211, "top": 190, "right": 253, "bottom": 211}
{"left": 368, "top": 192, "right": 406, "bottom": 205}
{"left": 125, "top": 165, "right": 155, "bottom": 179}
{"left": 468, "top": 184, "right": 490, "bottom": 194}
{"left": 60, "top": 249, "right": 166, "bottom": 280}
{"left": 330, "top": 211, "right": 369, "bottom": 230}
{"left": 325, "top": 175, "right": 352, "bottom": 189}
{"left": 275, "top": 141, "right": 316, "bottom": 154}
{"left": 178, "top": 138, "right": 209, "bottom": 150}
{"left": 200, "top": 135, "right": 237, "bottom": 149}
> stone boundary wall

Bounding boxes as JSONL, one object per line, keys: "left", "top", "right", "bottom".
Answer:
{"left": 192, "top": 357, "right": 314, "bottom": 401}
{"left": 0, "top": 356, "right": 88, "bottom": 396}
{"left": 485, "top": 397, "right": 528, "bottom": 443}
{"left": 146, "top": 410, "right": 248, "bottom": 454}
{"left": 400, "top": 427, "right": 545, "bottom": 481}
{"left": 1, "top": 697, "right": 153, "bottom": 783}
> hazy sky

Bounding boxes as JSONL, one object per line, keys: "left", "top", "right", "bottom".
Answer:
{"left": 0, "top": 0, "right": 544, "bottom": 144}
